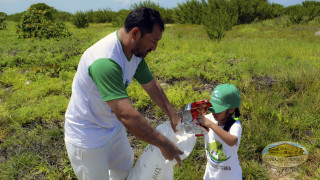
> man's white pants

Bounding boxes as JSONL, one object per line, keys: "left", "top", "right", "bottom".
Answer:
{"left": 65, "top": 125, "right": 134, "bottom": 180}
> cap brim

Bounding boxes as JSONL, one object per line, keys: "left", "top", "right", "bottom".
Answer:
{"left": 208, "top": 102, "right": 229, "bottom": 113}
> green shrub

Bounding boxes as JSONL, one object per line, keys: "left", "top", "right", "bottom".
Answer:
{"left": 0, "top": 12, "right": 7, "bottom": 29}
{"left": 285, "top": 5, "right": 306, "bottom": 24}
{"left": 270, "top": 3, "right": 285, "bottom": 18}
{"left": 131, "top": 0, "right": 161, "bottom": 11}
{"left": 233, "top": 0, "right": 280, "bottom": 24}
{"left": 85, "top": 9, "right": 115, "bottom": 23}
{"left": 172, "top": 0, "right": 204, "bottom": 24}
{"left": 302, "top": 0, "right": 320, "bottom": 22}
{"left": 72, "top": 11, "right": 89, "bottom": 28}
{"left": 112, "top": 9, "right": 130, "bottom": 27}
{"left": 52, "top": 10, "right": 73, "bottom": 22}
{"left": 16, "top": 8, "right": 71, "bottom": 39}
{"left": 162, "top": 8, "right": 174, "bottom": 24}
{"left": 29, "top": 3, "right": 54, "bottom": 20}
{"left": 29, "top": 3, "right": 72, "bottom": 22}
{"left": 7, "top": 12, "right": 23, "bottom": 22}
{"left": 94, "top": 8, "right": 114, "bottom": 23}
{"left": 202, "top": 0, "right": 238, "bottom": 40}
{"left": 86, "top": 10, "right": 95, "bottom": 23}
{"left": 112, "top": 17, "right": 123, "bottom": 27}
{"left": 130, "top": 0, "right": 174, "bottom": 24}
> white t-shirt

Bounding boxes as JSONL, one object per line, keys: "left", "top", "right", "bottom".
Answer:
{"left": 203, "top": 113, "right": 242, "bottom": 180}
{"left": 64, "top": 31, "right": 153, "bottom": 148}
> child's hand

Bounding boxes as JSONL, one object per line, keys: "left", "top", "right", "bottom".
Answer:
{"left": 198, "top": 115, "right": 211, "bottom": 128}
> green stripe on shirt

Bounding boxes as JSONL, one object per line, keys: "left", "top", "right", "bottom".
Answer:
{"left": 134, "top": 58, "right": 154, "bottom": 84}
{"left": 88, "top": 58, "right": 128, "bottom": 102}
{"left": 88, "top": 58, "right": 154, "bottom": 102}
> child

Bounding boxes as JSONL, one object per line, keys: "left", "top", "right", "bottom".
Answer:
{"left": 199, "top": 84, "right": 242, "bottom": 180}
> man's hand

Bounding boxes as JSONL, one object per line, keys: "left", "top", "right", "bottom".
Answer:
{"left": 159, "top": 141, "right": 184, "bottom": 167}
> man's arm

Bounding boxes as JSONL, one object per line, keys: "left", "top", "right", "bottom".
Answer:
{"left": 141, "top": 78, "right": 180, "bottom": 131}
{"left": 106, "top": 97, "right": 184, "bottom": 166}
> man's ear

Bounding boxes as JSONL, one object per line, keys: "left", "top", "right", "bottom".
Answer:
{"left": 130, "top": 27, "right": 141, "bottom": 41}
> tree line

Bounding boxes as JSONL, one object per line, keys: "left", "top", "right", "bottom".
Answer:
{"left": 1, "top": 0, "right": 320, "bottom": 40}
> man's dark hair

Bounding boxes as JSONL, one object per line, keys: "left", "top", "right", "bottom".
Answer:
{"left": 124, "top": 7, "right": 164, "bottom": 37}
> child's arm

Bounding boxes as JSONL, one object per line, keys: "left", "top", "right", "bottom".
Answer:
{"left": 199, "top": 116, "right": 238, "bottom": 146}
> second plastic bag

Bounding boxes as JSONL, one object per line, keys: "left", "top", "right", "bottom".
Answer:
{"left": 127, "top": 121, "right": 196, "bottom": 180}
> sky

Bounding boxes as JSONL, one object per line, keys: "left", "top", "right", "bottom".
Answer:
{"left": 0, "top": 0, "right": 317, "bottom": 15}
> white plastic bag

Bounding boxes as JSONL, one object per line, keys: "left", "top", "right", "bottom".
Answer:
{"left": 127, "top": 121, "right": 196, "bottom": 180}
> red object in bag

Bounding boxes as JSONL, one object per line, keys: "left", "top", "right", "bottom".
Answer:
{"left": 180, "top": 100, "right": 212, "bottom": 136}
{"left": 190, "top": 99, "right": 212, "bottom": 120}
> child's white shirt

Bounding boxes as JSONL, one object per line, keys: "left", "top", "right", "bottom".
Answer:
{"left": 203, "top": 113, "right": 242, "bottom": 180}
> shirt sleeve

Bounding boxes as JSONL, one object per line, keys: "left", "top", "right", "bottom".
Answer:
{"left": 229, "top": 121, "right": 242, "bottom": 146}
{"left": 88, "top": 58, "right": 128, "bottom": 102}
{"left": 133, "top": 58, "right": 154, "bottom": 84}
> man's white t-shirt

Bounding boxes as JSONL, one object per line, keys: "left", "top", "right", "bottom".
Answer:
{"left": 203, "top": 113, "right": 242, "bottom": 180}
{"left": 64, "top": 31, "right": 153, "bottom": 148}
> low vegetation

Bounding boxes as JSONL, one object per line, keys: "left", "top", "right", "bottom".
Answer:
{"left": 0, "top": 1, "right": 319, "bottom": 179}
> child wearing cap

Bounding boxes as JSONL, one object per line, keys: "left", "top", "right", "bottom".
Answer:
{"left": 199, "top": 84, "right": 242, "bottom": 180}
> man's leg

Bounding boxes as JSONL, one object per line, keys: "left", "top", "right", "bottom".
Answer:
{"left": 65, "top": 141, "right": 110, "bottom": 180}
{"left": 108, "top": 125, "right": 134, "bottom": 180}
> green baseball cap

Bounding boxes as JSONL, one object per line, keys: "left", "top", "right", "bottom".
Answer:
{"left": 208, "top": 84, "right": 241, "bottom": 113}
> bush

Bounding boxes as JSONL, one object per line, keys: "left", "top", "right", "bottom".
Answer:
{"left": 86, "top": 10, "right": 95, "bottom": 23}
{"left": 7, "top": 12, "right": 23, "bottom": 22}
{"left": 52, "top": 10, "right": 73, "bottom": 22}
{"left": 0, "top": 12, "right": 7, "bottom": 29}
{"left": 254, "top": 0, "right": 275, "bottom": 21}
{"left": 94, "top": 8, "right": 114, "bottom": 23}
{"left": 112, "top": 9, "right": 130, "bottom": 27}
{"left": 233, "top": 0, "right": 281, "bottom": 24}
{"left": 270, "top": 3, "right": 284, "bottom": 18}
{"left": 16, "top": 8, "right": 71, "bottom": 39}
{"left": 283, "top": 1, "right": 320, "bottom": 24}
{"left": 202, "top": 0, "right": 238, "bottom": 41}
{"left": 86, "top": 9, "right": 115, "bottom": 24}
{"left": 173, "top": 0, "right": 204, "bottom": 24}
{"left": 29, "top": 3, "right": 54, "bottom": 20}
{"left": 162, "top": 8, "right": 174, "bottom": 24}
{"left": 285, "top": 5, "right": 306, "bottom": 24}
{"left": 302, "top": 0, "right": 320, "bottom": 22}
{"left": 130, "top": 0, "right": 174, "bottom": 24}
{"left": 72, "top": 11, "right": 89, "bottom": 28}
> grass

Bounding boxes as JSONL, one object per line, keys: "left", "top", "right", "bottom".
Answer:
{"left": 0, "top": 19, "right": 319, "bottom": 179}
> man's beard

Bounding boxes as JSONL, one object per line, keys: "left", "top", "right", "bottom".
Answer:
{"left": 132, "top": 39, "right": 152, "bottom": 58}
{"left": 132, "top": 47, "right": 151, "bottom": 58}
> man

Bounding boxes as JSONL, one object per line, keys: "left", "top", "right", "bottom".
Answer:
{"left": 64, "top": 7, "right": 184, "bottom": 180}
